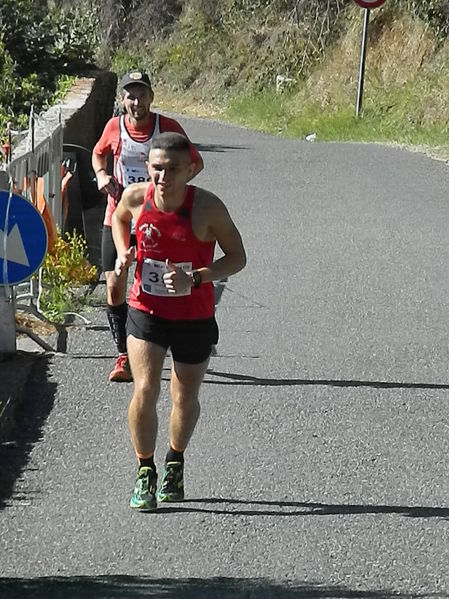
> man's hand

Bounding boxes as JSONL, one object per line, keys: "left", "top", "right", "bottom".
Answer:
{"left": 163, "top": 259, "right": 192, "bottom": 294}
{"left": 97, "top": 172, "right": 122, "bottom": 201}
{"left": 114, "top": 247, "right": 135, "bottom": 277}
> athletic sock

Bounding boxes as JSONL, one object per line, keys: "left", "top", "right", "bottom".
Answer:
{"left": 166, "top": 447, "right": 184, "bottom": 464}
{"left": 139, "top": 456, "right": 156, "bottom": 472}
{"left": 106, "top": 302, "right": 128, "bottom": 354}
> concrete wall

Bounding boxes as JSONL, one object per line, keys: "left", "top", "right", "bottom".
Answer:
{"left": 63, "top": 71, "right": 117, "bottom": 151}
{"left": 62, "top": 71, "right": 118, "bottom": 269}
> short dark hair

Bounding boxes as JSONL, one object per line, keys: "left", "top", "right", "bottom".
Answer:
{"left": 150, "top": 132, "right": 190, "bottom": 154}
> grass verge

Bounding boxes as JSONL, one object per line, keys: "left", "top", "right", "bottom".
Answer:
{"left": 152, "top": 11, "right": 449, "bottom": 164}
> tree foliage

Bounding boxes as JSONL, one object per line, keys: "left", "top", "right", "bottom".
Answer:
{"left": 2, "top": 0, "right": 449, "bottom": 140}
{"left": 90, "top": 0, "right": 449, "bottom": 96}
{"left": 0, "top": 0, "right": 98, "bottom": 138}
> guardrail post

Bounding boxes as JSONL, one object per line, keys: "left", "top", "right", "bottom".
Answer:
{"left": 0, "top": 171, "right": 16, "bottom": 355}
{"left": 0, "top": 287, "right": 16, "bottom": 356}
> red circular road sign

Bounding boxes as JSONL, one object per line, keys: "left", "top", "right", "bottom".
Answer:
{"left": 353, "top": 0, "right": 386, "bottom": 8}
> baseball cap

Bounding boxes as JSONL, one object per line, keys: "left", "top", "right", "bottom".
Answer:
{"left": 119, "top": 70, "right": 152, "bottom": 90}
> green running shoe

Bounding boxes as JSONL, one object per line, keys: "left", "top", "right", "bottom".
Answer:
{"left": 130, "top": 466, "right": 157, "bottom": 511}
{"left": 157, "top": 461, "right": 184, "bottom": 502}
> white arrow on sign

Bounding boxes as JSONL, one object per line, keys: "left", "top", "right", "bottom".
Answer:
{"left": 0, "top": 224, "right": 30, "bottom": 267}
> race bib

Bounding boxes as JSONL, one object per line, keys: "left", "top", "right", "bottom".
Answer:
{"left": 141, "top": 258, "right": 192, "bottom": 297}
{"left": 123, "top": 165, "right": 150, "bottom": 186}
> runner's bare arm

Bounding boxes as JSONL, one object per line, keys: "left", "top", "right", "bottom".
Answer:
{"left": 92, "top": 152, "right": 107, "bottom": 177}
{"left": 111, "top": 183, "right": 147, "bottom": 274}
{"left": 194, "top": 192, "right": 246, "bottom": 283}
{"left": 92, "top": 153, "right": 116, "bottom": 195}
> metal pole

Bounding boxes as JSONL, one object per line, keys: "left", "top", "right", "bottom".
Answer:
{"left": 30, "top": 105, "right": 35, "bottom": 153}
{"left": 7, "top": 123, "right": 12, "bottom": 163}
{"left": 0, "top": 182, "right": 17, "bottom": 356}
{"left": 0, "top": 286, "right": 16, "bottom": 357}
{"left": 356, "top": 8, "right": 370, "bottom": 118}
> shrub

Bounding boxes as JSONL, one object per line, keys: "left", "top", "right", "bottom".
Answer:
{"left": 40, "top": 230, "right": 98, "bottom": 323}
{"left": 0, "top": 0, "right": 98, "bottom": 137}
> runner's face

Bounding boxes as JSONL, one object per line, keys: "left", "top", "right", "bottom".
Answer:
{"left": 121, "top": 85, "right": 153, "bottom": 121}
{"left": 147, "top": 149, "right": 193, "bottom": 196}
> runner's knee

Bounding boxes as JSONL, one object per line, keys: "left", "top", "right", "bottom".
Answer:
{"left": 132, "top": 378, "right": 161, "bottom": 404}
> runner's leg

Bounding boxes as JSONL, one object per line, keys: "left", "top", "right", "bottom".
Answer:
{"left": 127, "top": 334, "right": 167, "bottom": 457}
{"left": 169, "top": 358, "right": 210, "bottom": 452}
{"left": 157, "top": 358, "right": 209, "bottom": 503}
{"left": 102, "top": 225, "right": 131, "bottom": 380}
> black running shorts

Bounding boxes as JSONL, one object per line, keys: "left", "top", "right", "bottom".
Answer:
{"left": 127, "top": 307, "right": 219, "bottom": 364}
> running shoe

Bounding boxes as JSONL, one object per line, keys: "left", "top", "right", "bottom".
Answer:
{"left": 130, "top": 466, "right": 157, "bottom": 511}
{"left": 109, "top": 354, "right": 132, "bottom": 382}
{"left": 157, "top": 461, "right": 184, "bottom": 502}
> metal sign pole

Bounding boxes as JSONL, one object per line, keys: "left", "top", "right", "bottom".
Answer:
{"left": 356, "top": 8, "right": 370, "bottom": 118}
{"left": 30, "top": 105, "right": 35, "bottom": 153}
{"left": 0, "top": 184, "right": 17, "bottom": 356}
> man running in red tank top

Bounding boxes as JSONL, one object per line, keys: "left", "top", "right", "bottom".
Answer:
{"left": 92, "top": 70, "right": 203, "bottom": 383}
{"left": 112, "top": 132, "right": 246, "bottom": 510}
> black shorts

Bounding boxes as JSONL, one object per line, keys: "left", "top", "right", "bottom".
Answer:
{"left": 101, "top": 225, "right": 136, "bottom": 273}
{"left": 127, "top": 307, "right": 219, "bottom": 364}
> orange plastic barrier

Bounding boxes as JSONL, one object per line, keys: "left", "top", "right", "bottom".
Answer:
{"left": 11, "top": 173, "right": 60, "bottom": 253}
{"left": 26, "top": 175, "right": 57, "bottom": 253}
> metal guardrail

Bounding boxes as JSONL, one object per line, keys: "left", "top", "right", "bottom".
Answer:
{"left": 4, "top": 109, "right": 64, "bottom": 226}
{"left": 0, "top": 107, "right": 65, "bottom": 353}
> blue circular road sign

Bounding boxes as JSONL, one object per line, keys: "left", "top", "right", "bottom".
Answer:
{"left": 0, "top": 190, "right": 48, "bottom": 285}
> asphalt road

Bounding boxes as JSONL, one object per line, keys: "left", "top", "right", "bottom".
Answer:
{"left": 1, "top": 117, "right": 449, "bottom": 598}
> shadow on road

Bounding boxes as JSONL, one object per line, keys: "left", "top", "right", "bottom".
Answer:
{"left": 205, "top": 370, "right": 449, "bottom": 391}
{"left": 0, "top": 356, "right": 57, "bottom": 511}
{"left": 0, "top": 575, "right": 432, "bottom": 598}
{"left": 195, "top": 143, "right": 250, "bottom": 153}
{"left": 156, "top": 497, "right": 449, "bottom": 520}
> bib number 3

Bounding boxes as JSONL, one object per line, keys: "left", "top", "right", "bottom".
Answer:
{"left": 141, "top": 258, "right": 192, "bottom": 296}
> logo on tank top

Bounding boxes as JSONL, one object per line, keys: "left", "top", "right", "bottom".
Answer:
{"left": 171, "top": 226, "right": 187, "bottom": 242}
{"left": 139, "top": 222, "right": 162, "bottom": 252}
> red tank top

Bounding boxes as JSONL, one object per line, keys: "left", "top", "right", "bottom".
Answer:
{"left": 129, "top": 184, "right": 216, "bottom": 320}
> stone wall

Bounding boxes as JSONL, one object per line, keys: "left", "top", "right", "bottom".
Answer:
{"left": 62, "top": 71, "right": 118, "bottom": 269}
{"left": 63, "top": 71, "right": 117, "bottom": 151}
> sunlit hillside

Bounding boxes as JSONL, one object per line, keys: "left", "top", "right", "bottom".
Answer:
{"left": 2, "top": 0, "right": 449, "bottom": 159}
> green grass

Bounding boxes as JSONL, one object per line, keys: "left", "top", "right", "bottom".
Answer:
{"left": 224, "top": 78, "right": 449, "bottom": 160}
{"left": 112, "top": 3, "right": 449, "bottom": 164}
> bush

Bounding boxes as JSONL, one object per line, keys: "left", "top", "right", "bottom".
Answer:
{"left": 40, "top": 230, "right": 98, "bottom": 323}
{"left": 0, "top": 0, "right": 98, "bottom": 137}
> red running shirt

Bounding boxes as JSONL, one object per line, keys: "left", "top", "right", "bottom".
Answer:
{"left": 129, "top": 184, "right": 216, "bottom": 320}
{"left": 93, "top": 113, "right": 202, "bottom": 226}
